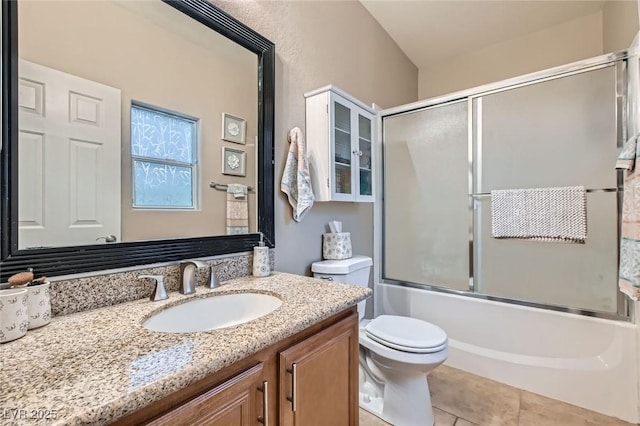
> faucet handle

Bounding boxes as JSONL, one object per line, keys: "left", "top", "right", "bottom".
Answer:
{"left": 210, "top": 261, "right": 224, "bottom": 271}
{"left": 138, "top": 275, "right": 168, "bottom": 302}
{"left": 206, "top": 262, "right": 224, "bottom": 289}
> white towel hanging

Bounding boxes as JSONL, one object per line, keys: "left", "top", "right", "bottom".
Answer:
{"left": 281, "top": 127, "right": 315, "bottom": 222}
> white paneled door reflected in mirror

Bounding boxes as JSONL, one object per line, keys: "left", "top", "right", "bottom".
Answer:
{"left": 16, "top": 0, "right": 258, "bottom": 249}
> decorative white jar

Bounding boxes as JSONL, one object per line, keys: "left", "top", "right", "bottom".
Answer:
{"left": 0, "top": 288, "right": 29, "bottom": 343}
{"left": 26, "top": 281, "right": 51, "bottom": 329}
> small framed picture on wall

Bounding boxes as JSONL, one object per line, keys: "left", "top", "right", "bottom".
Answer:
{"left": 221, "top": 113, "right": 246, "bottom": 144}
{"left": 222, "top": 146, "right": 246, "bottom": 176}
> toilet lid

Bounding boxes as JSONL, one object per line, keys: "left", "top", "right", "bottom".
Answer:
{"left": 365, "top": 315, "right": 447, "bottom": 354}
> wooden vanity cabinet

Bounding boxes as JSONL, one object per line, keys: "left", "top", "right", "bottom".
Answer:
{"left": 279, "top": 312, "right": 358, "bottom": 426}
{"left": 114, "top": 308, "right": 358, "bottom": 426}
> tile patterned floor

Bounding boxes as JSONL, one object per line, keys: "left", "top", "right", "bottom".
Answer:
{"left": 359, "top": 365, "right": 634, "bottom": 426}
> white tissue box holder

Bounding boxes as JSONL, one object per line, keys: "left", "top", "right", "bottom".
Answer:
{"left": 322, "top": 232, "right": 352, "bottom": 260}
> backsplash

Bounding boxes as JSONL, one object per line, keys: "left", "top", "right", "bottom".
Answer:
{"left": 50, "top": 250, "right": 275, "bottom": 317}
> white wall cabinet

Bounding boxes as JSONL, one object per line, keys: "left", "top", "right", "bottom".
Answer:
{"left": 305, "top": 86, "right": 375, "bottom": 202}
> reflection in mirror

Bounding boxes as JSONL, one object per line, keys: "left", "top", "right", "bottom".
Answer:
{"left": 17, "top": 0, "right": 258, "bottom": 249}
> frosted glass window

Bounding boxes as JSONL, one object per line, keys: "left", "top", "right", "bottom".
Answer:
{"left": 131, "top": 104, "right": 197, "bottom": 208}
{"left": 383, "top": 101, "right": 469, "bottom": 290}
{"left": 133, "top": 161, "right": 193, "bottom": 208}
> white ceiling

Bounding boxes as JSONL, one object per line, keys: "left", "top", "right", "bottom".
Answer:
{"left": 360, "top": 0, "right": 607, "bottom": 68}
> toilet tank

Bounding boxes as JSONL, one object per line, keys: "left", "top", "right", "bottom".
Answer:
{"left": 311, "top": 256, "right": 372, "bottom": 319}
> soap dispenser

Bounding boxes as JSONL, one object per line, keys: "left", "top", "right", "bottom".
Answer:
{"left": 253, "top": 233, "right": 270, "bottom": 277}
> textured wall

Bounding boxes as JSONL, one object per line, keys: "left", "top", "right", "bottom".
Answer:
{"left": 603, "top": 0, "right": 639, "bottom": 53}
{"left": 418, "top": 12, "right": 604, "bottom": 99}
{"left": 211, "top": 1, "right": 418, "bottom": 275}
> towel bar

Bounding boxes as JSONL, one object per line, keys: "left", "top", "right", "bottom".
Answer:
{"left": 210, "top": 181, "right": 254, "bottom": 192}
{"left": 469, "top": 188, "right": 620, "bottom": 197}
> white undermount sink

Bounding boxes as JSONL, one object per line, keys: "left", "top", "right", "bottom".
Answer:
{"left": 143, "top": 293, "right": 282, "bottom": 333}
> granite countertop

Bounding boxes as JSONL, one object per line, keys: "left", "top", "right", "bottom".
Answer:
{"left": 0, "top": 272, "right": 371, "bottom": 426}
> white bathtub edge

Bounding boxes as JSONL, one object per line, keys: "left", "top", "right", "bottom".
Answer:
{"left": 374, "top": 282, "right": 640, "bottom": 423}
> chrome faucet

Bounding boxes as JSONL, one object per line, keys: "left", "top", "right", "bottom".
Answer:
{"left": 178, "top": 260, "right": 208, "bottom": 295}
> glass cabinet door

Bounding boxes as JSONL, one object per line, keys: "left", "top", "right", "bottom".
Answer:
{"left": 358, "top": 113, "right": 372, "bottom": 197}
{"left": 333, "top": 101, "right": 352, "bottom": 196}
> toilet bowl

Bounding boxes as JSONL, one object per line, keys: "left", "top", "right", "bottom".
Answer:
{"left": 312, "top": 256, "right": 448, "bottom": 426}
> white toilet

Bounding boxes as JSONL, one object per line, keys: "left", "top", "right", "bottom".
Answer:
{"left": 312, "top": 255, "right": 448, "bottom": 426}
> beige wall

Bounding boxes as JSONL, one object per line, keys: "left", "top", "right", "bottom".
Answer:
{"left": 211, "top": 1, "right": 418, "bottom": 275}
{"left": 603, "top": 0, "right": 639, "bottom": 53}
{"left": 418, "top": 12, "right": 604, "bottom": 99}
{"left": 418, "top": 2, "right": 640, "bottom": 101}
{"left": 18, "top": 1, "right": 258, "bottom": 242}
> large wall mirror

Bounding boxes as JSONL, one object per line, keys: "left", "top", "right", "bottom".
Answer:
{"left": 0, "top": 0, "right": 275, "bottom": 280}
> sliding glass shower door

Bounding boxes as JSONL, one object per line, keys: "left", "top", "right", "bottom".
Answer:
{"left": 383, "top": 100, "right": 470, "bottom": 291}
{"left": 382, "top": 60, "right": 623, "bottom": 315}
{"left": 473, "top": 66, "right": 619, "bottom": 313}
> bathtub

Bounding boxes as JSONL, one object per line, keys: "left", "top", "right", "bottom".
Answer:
{"left": 375, "top": 282, "right": 639, "bottom": 423}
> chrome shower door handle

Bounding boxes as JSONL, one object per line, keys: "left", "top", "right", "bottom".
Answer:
{"left": 286, "top": 363, "right": 297, "bottom": 412}
{"left": 257, "top": 380, "right": 269, "bottom": 425}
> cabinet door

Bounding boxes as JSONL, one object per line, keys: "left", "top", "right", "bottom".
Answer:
{"left": 148, "top": 363, "right": 267, "bottom": 426}
{"left": 355, "top": 109, "right": 374, "bottom": 201}
{"left": 279, "top": 313, "right": 359, "bottom": 426}
{"left": 330, "top": 95, "right": 357, "bottom": 201}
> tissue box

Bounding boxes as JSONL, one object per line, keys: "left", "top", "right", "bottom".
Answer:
{"left": 322, "top": 232, "right": 352, "bottom": 260}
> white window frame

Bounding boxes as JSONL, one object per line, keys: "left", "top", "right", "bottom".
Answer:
{"left": 130, "top": 102, "right": 200, "bottom": 210}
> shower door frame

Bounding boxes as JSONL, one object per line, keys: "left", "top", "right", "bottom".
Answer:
{"left": 376, "top": 51, "right": 631, "bottom": 321}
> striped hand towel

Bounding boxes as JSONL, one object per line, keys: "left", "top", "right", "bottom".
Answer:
{"left": 617, "top": 133, "right": 640, "bottom": 300}
{"left": 616, "top": 134, "right": 638, "bottom": 171}
{"left": 226, "top": 184, "right": 248, "bottom": 235}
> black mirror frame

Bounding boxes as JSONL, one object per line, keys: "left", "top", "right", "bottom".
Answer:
{"left": 0, "top": 0, "right": 275, "bottom": 281}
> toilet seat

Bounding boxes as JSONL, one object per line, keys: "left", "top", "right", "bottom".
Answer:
{"left": 365, "top": 315, "right": 447, "bottom": 354}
